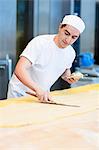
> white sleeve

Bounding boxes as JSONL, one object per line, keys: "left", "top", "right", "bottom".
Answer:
{"left": 67, "top": 47, "right": 76, "bottom": 69}
{"left": 20, "top": 37, "right": 41, "bottom": 64}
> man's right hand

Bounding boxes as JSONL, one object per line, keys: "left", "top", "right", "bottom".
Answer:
{"left": 26, "top": 88, "right": 53, "bottom": 103}
{"left": 35, "top": 88, "right": 53, "bottom": 103}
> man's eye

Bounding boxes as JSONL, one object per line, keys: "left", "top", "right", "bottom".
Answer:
{"left": 72, "top": 36, "right": 77, "bottom": 39}
{"left": 65, "top": 33, "right": 69, "bottom": 35}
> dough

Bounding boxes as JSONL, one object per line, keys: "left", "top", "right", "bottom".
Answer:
{"left": 70, "top": 72, "right": 83, "bottom": 80}
{"left": 0, "top": 84, "right": 98, "bottom": 127}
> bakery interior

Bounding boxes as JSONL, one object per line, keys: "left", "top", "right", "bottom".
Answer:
{"left": 0, "top": 0, "right": 99, "bottom": 99}
{"left": 0, "top": 0, "right": 99, "bottom": 149}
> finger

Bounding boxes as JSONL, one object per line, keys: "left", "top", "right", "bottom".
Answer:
{"left": 43, "top": 93, "right": 49, "bottom": 102}
{"left": 40, "top": 92, "right": 50, "bottom": 103}
{"left": 69, "top": 78, "right": 75, "bottom": 82}
{"left": 48, "top": 95, "right": 54, "bottom": 103}
{"left": 66, "top": 79, "right": 73, "bottom": 84}
{"left": 38, "top": 95, "right": 44, "bottom": 103}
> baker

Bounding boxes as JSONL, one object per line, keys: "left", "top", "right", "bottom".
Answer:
{"left": 7, "top": 15, "right": 85, "bottom": 102}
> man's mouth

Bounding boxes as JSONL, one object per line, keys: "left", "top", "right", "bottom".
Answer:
{"left": 63, "top": 40, "right": 68, "bottom": 45}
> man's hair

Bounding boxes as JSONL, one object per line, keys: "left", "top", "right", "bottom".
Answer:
{"left": 60, "top": 24, "right": 66, "bottom": 28}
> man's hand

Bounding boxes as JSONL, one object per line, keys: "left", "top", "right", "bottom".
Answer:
{"left": 26, "top": 88, "right": 53, "bottom": 103}
{"left": 61, "top": 69, "right": 83, "bottom": 84}
{"left": 64, "top": 76, "right": 78, "bottom": 84}
{"left": 62, "top": 76, "right": 77, "bottom": 84}
{"left": 67, "top": 72, "right": 83, "bottom": 84}
{"left": 35, "top": 88, "right": 53, "bottom": 103}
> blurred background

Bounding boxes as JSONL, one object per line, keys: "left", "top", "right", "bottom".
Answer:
{"left": 0, "top": 0, "right": 99, "bottom": 99}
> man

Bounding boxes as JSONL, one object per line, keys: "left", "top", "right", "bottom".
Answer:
{"left": 7, "top": 15, "right": 85, "bottom": 102}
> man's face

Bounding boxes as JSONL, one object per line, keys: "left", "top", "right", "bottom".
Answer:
{"left": 57, "top": 24, "right": 80, "bottom": 48}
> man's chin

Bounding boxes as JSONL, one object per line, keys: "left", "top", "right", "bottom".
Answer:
{"left": 61, "top": 44, "right": 68, "bottom": 48}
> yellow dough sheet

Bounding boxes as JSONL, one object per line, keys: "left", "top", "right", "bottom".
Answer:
{"left": 0, "top": 84, "right": 99, "bottom": 150}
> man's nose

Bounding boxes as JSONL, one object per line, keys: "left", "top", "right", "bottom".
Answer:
{"left": 66, "top": 36, "right": 72, "bottom": 44}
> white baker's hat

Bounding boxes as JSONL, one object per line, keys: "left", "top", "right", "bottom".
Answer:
{"left": 61, "top": 15, "right": 85, "bottom": 33}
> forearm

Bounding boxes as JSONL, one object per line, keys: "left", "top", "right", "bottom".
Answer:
{"left": 14, "top": 66, "right": 40, "bottom": 94}
{"left": 14, "top": 57, "right": 41, "bottom": 94}
{"left": 61, "top": 69, "right": 71, "bottom": 80}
